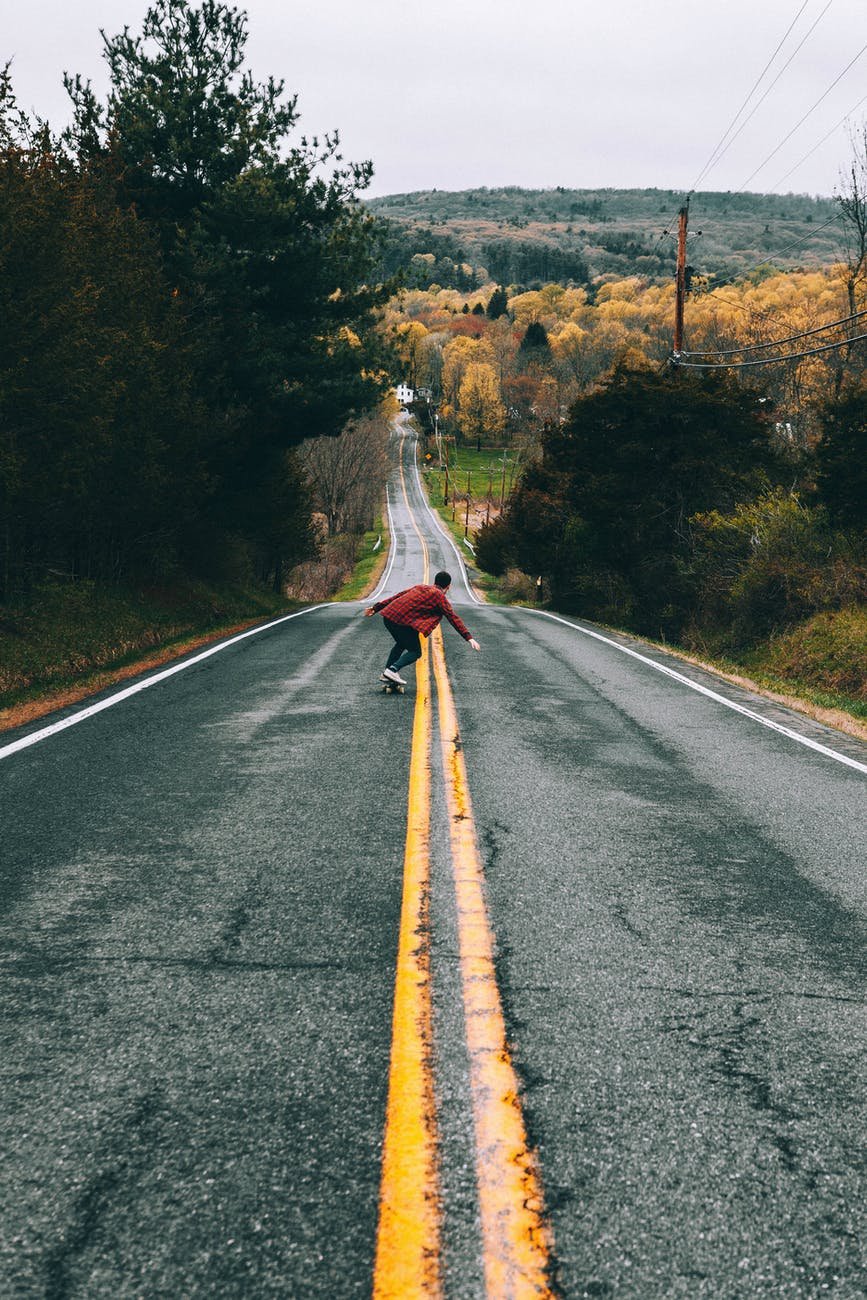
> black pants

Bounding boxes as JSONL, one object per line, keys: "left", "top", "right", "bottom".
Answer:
{"left": 383, "top": 617, "right": 422, "bottom": 671}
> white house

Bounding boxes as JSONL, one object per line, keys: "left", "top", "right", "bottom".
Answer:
{"left": 396, "top": 383, "right": 414, "bottom": 406}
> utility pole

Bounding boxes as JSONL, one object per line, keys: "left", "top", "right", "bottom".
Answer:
{"left": 464, "top": 471, "right": 471, "bottom": 538}
{"left": 434, "top": 411, "right": 442, "bottom": 467}
{"left": 673, "top": 202, "right": 689, "bottom": 358}
{"left": 499, "top": 450, "right": 508, "bottom": 509}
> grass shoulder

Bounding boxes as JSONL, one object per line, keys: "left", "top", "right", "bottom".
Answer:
{"left": 332, "top": 517, "right": 389, "bottom": 602}
{"left": 639, "top": 608, "right": 867, "bottom": 743}
{"left": 0, "top": 510, "right": 391, "bottom": 734}
{"left": 0, "top": 578, "right": 301, "bottom": 733}
{"left": 417, "top": 456, "right": 539, "bottom": 605}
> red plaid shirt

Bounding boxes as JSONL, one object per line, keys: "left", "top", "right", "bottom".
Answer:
{"left": 372, "top": 584, "right": 473, "bottom": 640}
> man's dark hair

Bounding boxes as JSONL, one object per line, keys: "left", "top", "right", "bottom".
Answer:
{"left": 434, "top": 570, "right": 452, "bottom": 589}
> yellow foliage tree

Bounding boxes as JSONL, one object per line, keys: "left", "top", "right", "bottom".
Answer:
{"left": 379, "top": 263, "right": 866, "bottom": 447}
{"left": 550, "top": 321, "right": 588, "bottom": 381}
{"left": 393, "top": 320, "right": 428, "bottom": 387}
{"left": 458, "top": 362, "right": 506, "bottom": 450}
{"left": 442, "top": 335, "right": 487, "bottom": 409}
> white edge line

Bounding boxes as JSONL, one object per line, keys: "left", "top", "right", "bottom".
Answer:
{"left": 0, "top": 604, "right": 331, "bottom": 762}
{"left": 409, "top": 441, "right": 482, "bottom": 605}
{"left": 368, "top": 480, "right": 398, "bottom": 603}
{"left": 526, "top": 608, "right": 867, "bottom": 778}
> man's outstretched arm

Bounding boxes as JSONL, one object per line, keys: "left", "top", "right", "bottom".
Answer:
{"left": 363, "top": 588, "right": 410, "bottom": 617}
{"left": 439, "top": 592, "right": 481, "bottom": 650}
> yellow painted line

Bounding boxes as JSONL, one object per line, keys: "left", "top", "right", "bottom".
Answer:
{"left": 373, "top": 638, "right": 441, "bottom": 1298}
{"left": 374, "top": 440, "right": 441, "bottom": 1298}
{"left": 377, "top": 435, "right": 551, "bottom": 1294}
{"left": 431, "top": 628, "right": 554, "bottom": 1299}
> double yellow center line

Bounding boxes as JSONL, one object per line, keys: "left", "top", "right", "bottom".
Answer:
{"left": 373, "top": 442, "right": 553, "bottom": 1297}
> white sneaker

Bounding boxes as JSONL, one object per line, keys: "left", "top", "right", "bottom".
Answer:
{"left": 382, "top": 667, "right": 407, "bottom": 685}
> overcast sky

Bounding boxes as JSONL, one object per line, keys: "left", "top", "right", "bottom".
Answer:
{"left": 5, "top": 0, "right": 866, "bottom": 199}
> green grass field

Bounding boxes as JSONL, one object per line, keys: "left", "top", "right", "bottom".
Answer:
{"left": 422, "top": 446, "right": 522, "bottom": 522}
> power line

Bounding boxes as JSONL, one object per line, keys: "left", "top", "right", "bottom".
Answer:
{"left": 769, "top": 90, "right": 867, "bottom": 190}
{"left": 700, "top": 289, "right": 780, "bottom": 321}
{"left": 680, "top": 307, "right": 867, "bottom": 356}
{"left": 688, "top": 0, "right": 813, "bottom": 195}
{"left": 700, "top": 210, "right": 842, "bottom": 297}
{"left": 733, "top": 39, "right": 867, "bottom": 195}
{"left": 673, "top": 330, "right": 867, "bottom": 368}
{"left": 693, "top": 0, "right": 834, "bottom": 191}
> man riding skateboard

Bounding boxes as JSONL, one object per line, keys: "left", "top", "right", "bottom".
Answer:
{"left": 364, "top": 570, "right": 481, "bottom": 686}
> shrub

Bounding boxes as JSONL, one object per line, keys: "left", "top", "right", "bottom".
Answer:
{"left": 816, "top": 390, "right": 867, "bottom": 534}
{"left": 486, "top": 366, "right": 775, "bottom": 633}
{"left": 474, "top": 515, "right": 514, "bottom": 576}
{"left": 761, "top": 608, "right": 867, "bottom": 700}
{"left": 500, "top": 568, "right": 539, "bottom": 602}
{"left": 284, "top": 536, "right": 359, "bottom": 601}
{"left": 689, "top": 491, "right": 867, "bottom": 646}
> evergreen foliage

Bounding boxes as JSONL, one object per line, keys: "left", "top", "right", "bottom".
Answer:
{"left": 486, "top": 286, "right": 509, "bottom": 319}
{"left": 476, "top": 368, "right": 776, "bottom": 636}
{"left": 0, "top": 1, "right": 388, "bottom": 600}
{"left": 816, "top": 390, "right": 867, "bottom": 534}
{"left": 519, "top": 321, "right": 550, "bottom": 353}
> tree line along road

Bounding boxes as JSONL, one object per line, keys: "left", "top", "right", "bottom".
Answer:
{"left": 1, "top": 418, "right": 865, "bottom": 1298}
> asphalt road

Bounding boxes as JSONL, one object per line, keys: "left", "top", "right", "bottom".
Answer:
{"left": 1, "top": 418, "right": 865, "bottom": 1298}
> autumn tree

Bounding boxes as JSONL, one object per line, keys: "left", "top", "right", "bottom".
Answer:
{"left": 393, "top": 320, "right": 429, "bottom": 388}
{"left": 441, "top": 335, "right": 488, "bottom": 416}
{"left": 457, "top": 363, "right": 506, "bottom": 450}
{"left": 418, "top": 333, "right": 445, "bottom": 395}
{"left": 550, "top": 321, "right": 586, "bottom": 372}
{"left": 299, "top": 412, "right": 389, "bottom": 537}
{"left": 502, "top": 374, "right": 542, "bottom": 432}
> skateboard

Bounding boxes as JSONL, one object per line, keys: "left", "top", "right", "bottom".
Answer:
{"left": 380, "top": 679, "right": 406, "bottom": 694}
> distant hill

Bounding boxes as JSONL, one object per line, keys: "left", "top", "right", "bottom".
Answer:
{"left": 367, "top": 187, "right": 842, "bottom": 291}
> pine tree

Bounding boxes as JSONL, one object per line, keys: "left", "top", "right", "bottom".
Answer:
{"left": 817, "top": 391, "right": 867, "bottom": 533}
{"left": 519, "top": 320, "right": 550, "bottom": 352}
{"left": 486, "top": 286, "right": 509, "bottom": 320}
{"left": 63, "top": 0, "right": 390, "bottom": 583}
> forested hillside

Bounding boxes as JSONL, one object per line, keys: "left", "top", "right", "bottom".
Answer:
{"left": 369, "top": 186, "right": 840, "bottom": 289}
